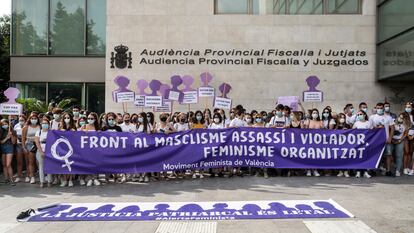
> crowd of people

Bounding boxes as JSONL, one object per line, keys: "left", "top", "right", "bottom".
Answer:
{"left": 1, "top": 101, "right": 414, "bottom": 188}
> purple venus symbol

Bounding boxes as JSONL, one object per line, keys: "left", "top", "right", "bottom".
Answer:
{"left": 136, "top": 79, "right": 149, "bottom": 96}
{"left": 112, "top": 75, "right": 132, "bottom": 102}
{"left": 306, "top": 75, "right": 321, "bottom": 92}
{"left": 3, "top": 87, "right": 20, "bottom": 104}
{"left": 148, "top": 80, "right": 162, "bottom": 96}
{"left": 181, "top": 75, "right": 195, "bottom": 92}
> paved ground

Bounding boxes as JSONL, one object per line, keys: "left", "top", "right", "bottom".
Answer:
{"left": 0, "top": 175, "right": 413, "bottom": 233}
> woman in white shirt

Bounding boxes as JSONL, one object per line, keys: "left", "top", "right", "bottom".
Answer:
{"left": 391, "top": 113, "right": 410, "bottom": 177}
{"left": 34, "top": 117, "right": 51, "bottom": 188}
{"left": 352, "top": 110, "right": 372, "bottom": 178}
{"left": 135, "top": 112, "right": 152, "bottom": 183}
{"left": 13, "top": 115, "right": 27, "bottom": 182}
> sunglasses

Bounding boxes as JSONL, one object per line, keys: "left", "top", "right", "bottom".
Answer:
{"left": 88, "top": 118, "right": 95, "bottom": 120}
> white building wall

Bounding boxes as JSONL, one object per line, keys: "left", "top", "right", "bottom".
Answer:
{"left": 105, "top": 0, "right": 403, "bottom": 114}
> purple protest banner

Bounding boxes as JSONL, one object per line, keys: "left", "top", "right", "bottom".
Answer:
{"left": 25, "top": 199, "right": 353, "bottom": 222}
{"left": 44, "top": 128, "right": 386, "bottom": 174}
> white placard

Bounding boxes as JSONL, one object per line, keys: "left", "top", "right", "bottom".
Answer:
{"left": 214, "top": 97, "right": 232, "bottom": 110}
{"left": 145, "top": 96, "right": 163, "bottom": 107}
{"left": 134, "top": 95, "right": 145, "bottom": 107}
{"left": 409, "top": 129, "right": 414, "bottom": 136}
{"left": 116, "top": 92, "right": 135, "bottom": 103}
{"left": 0, "top": 103, "right": 23, "bottom": 115}
{"left": 182, "top": 91, "right": 198, "bottom": 104}
{"left": 168, "top": 90, "right": 180, "bottom": 101}
{"left": 198, "top": 87, "right": 215, "bottom": 97}
{"left": 303, "top": 91, "right": 323, "bottom": 103}
{"left": 153, "top": 101, "right": 172, "bottom": 112}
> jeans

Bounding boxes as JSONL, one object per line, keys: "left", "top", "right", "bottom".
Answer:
{"left": 392, "top": 141, "right": 405, "bottom": 172}
{"left": 36, "top": 151, "right": 51, "bottom": 183}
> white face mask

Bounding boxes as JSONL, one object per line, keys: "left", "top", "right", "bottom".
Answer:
{"left": 64, "top": 119, "right": 71, "bottom": 124}
{"left": 312, "top": 113, "right": 318, "bottom": 120}
{"left": 53, "top": 114, "right": 60, "bottom": 120}
{"left": 339, "top": 118, "right": 345, "bottom": 124}
{"left": 214, "top": 118, "right": 220, "bottom": 123}
{"left": 245, "top": 118, "right": 252, "bottom": 123}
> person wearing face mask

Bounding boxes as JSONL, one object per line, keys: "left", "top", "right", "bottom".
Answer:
{"left": 146, "top": 112, "right": 155, "bottom": 132}
{"left": 358, "top": 102, "right": 369, "bottom": 115}
{"left": 58, "top": 113, "right": 77, "bottom": 187}
{"left": 218, "top": 109, "right": 230, "bottom": 128}
{"left": 51, "top": 108, "right": 63, "bottom": 130}
{"left": 22, "top": 113, "right": 41, "bottom": 184}
{"left": 268, "top": 104, "right": 289, "bottom": 128}
{"left": 34, "top": 118, "right": 52, "bottom": 188}
{"left": 102, "top": 112, "right": 122, "bottom": 132}
{"left": 13, "top": 115, "right": 27, "bottom": 182}
{"left": 131, "top": 113, "right": 139, "bottom": 125}
{"left": 191, "top": 111, "right": 207, "bottom": 129}
{"left": 404, "top": 103, "right": 414, "bottom": 175}
{"left": 1, "top": 119, "right": 17, "bottom": 186}
{"left": 353, "top": 110, "right": 373, "bottom": 178}
{"left": 209, "top": 113, "right": 224, "bottom": 129}
{"left": 335, "top": 113, "right": 351, "bottom": 178}
{"left": 81, "top": 112, "right": 101, "bottom": 186}
{"left": 76, "top": 116, "right": 87, "bottom": 131}
{"left": 303, "top": 108, "right": 322, "bottom": 177}
{"left": 343, "top": 104, "right": 356, "bottom": 126}
{"left": 72, "top": 107, "right": 81, "bottom": 121}
{"left": 154, "top": 113, "right": 176, "bottom": 180}
{"left": 134, "top": 112, "right": 151, "bottom": 182}
{"left": 321, "top": 107, "right": 336, "bottom": 130}
{"left": 119, "top": 113, "right": 136, "bottom": 133}
{"left": 404, "top": 102, "right": 413, "bottom": 124}
{"left": 369, "top": 102, "right": 395, "bottom": 176}
{"left": 244, "top": 113, "right": 254, "bottom": 126}
{"left": 174, "top": 113, "right": 190, "bottom": 132}
{"left": 384, "top": 102, "right": 397, "bottom": 121}
{"left": 390, "top": 113, "right": 411, "bottom": 177}
{"left": 252, "top": 113, "right": 270, "bottom": 178}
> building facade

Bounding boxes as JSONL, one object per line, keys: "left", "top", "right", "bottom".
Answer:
{"left": 9, "top": 0, "right": 414, "bottom": 114}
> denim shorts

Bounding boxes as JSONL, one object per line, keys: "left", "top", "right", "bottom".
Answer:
{"left": 15, "top": 144, "right": 23, "bottom": 153}
{"left": 383, "top": 143, "right": 393, "bottom": 156}
{"left": 25, "top": 142, "right": 34, "bottom": 152}
{"left": 1, "top": 144, "right": 14, "bottom": 154}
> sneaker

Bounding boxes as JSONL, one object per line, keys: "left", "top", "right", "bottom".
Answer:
{"left": 16, "top": 209, "right": 35, "bottom": 222}
{"left": 120, "top": 176, "right": 126, "bottom": 183}
{"left": 10, "top": 181, "right": 16, "bottom": 186}
{"left": 138, "top": 176, "right": 144, "bottom": 182}
{"left": 25, "top": 177, "right": 30, "bottom": 183}
{"left": 60, "top": 181, "right": 67, "bottom": 187}
{"left": 355, "top": 171, "right": 361, "bottom": 178}
{"left": 306, "top": 170, "right": 312, "bottom": 177}
{"left": 200, "top": 174, "right": 204, "bottom": 179}
{"left": 403, "top": 168, "right": 409, "bottom": 175}
{"left": 30, "top": 177, "right": 35, "bottom": 184}
{"left": 408, "top": 170, "right": 414, "bottom": 176}
{"left": 79, "top": 179, "right": 86, "bottom": 186}
{"left": 93, "top": 179, "right": 101, "bottom": 186}
{"left": 264, "top": 172, "right": 269, "bottom": 179}
{"left": 395, "top": 171, "right": 401, "bottom": 177}
{"left": 39, "top": 182, "right": 44, "bottom": 188}
{"left": 144, "top": 176, "right": 149, "bottom": 183}
{"left": 313, "top": 170, "right": 320, "bottom": 177}
{"left": 86, "top": 180, "right": 93, "bottom": 187}
{"left": 52, "top": 178, "right": 59, "bottom": 185}
{"left": 337, "top": 171, "right": 344, "bottom": 177}
{"left": 344, "top": 171, "right": 350, "bottom": 178}
{"left": 363, "top": 171, "right": 371, "bottom": 178}
{"left": 68, "top": 181, "right": 74, "bottom": 187}
{"left": 15, "top": 177, "right": 21, "bottom": 183}
{"left": 192, "top": 173, "right": 197, "bottom": 179}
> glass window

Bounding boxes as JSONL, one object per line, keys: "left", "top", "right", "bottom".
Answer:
{"left": 252, "top": 0, "right": 274, "bottom": 15}
{"left": 11, "top": 0, "right": 48, "bottom": 55}
{"left": 288, "top": 0, "right": 323, "bottom": 14}
{"left": 86, "top": 0, "right": 106, "bottom": 55}
{"left": 326, "top": 0, "right": 360, "bottom": 14}
{"left": 378, "top": 29, "right": 414, "bottom": 79}
{"left": 49, "top": 0, "right": 85, "bottom": 55}
{"left": 11, "top": 82, "right": 47, "bottom": 101}
{"left": 216, "top": 0, "right": 249, "bottom": 14}
{"left": 378, "top": 0, "right": 414, "bottom": 42}
{"left": 273, "top": 0, "right": 287, "bottom": 14}
{"left": 86, "top": 83, "right": 105, "bottom": 114}
{"left": 48, "top": 83, "right": 83, "bottom": 108}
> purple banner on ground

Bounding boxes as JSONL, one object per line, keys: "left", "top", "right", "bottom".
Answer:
{"left": 26, "top": 199, "right": 353, "bottom": 222}
{"left": 44, "top": 128, "right": 386, "bottom": 174}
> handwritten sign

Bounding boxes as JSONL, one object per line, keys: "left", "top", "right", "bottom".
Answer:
{"left": 153, "top": 101, "right": 172, "bottom": 112}
{"left": 182, "top": 91, "right": 198, "bottom": 104}
{"left": 198, "top": 87, "right": 215, "bottom": 97}
{"left": 214, "top": 97, "right": 232, "bottom": 110}
{"left": 145, "top": 96, "right": 163, "bottom": 107}
{"left": 134, "top": 95, "right": 145, "bottom": 107}
{"left": 0, "top": 103, "right": 23, "bottom": 115}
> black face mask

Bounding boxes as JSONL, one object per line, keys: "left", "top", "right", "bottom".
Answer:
{"left": 131, "top": 118, "right": 138, "bottom": 123}
{"left": 160, "top": 117, "right": 167, "bottom": 122}
{"left": 180, "top": 118, "right": 186, "bottom": 123}
{"left": 124, "top": 119, "right": 130, "bottom": 123}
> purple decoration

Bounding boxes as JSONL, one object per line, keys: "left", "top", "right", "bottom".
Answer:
{"left": 3, "top": 87, "right": 20, "bottom": 104}
{"left": 200, "top": 72, "right": 213, "bottom": 87}
{"left": 112, "top": 76, "right": 133, "bottom": 102}
{"left": 181, "top": 75, "right": 195, "bottom": 92}
{"left": 218, "top": 83, "right": 232, "bottom": 98}
{"left": 159, "top": 83, "right": 171, "bottom": 100}
{"left": 166, "top": 75, "right": 184, "bottom": 102}
{"left": 136, "top": 80, "right": 149, "bottom": 96}
{"left": 305, "top": 75, "right": 320, "bottom": 92}
{"left": 149, "top": 80, "right": 162, "bottom": 96}
{"left": 44, "top": 128, "right": 386, "bottom": 174}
